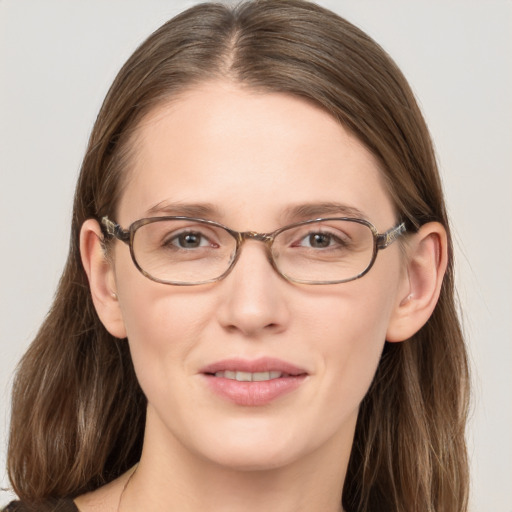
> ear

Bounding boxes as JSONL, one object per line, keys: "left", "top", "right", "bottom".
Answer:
{"left": 80, "top": 219, "right": 127, "bottom": 339}
{"left": 386, "top": 222, "right": 448, "bottom": 342}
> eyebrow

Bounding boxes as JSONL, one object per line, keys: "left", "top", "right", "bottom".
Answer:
{"left": 145, "top": 200, "right": 369, "bottom": 223}
{"left": 281, "top": 202, "right": 369, "bottom": 222}
{"left": 145, "top": 201, "right": 222, "bottom": 218}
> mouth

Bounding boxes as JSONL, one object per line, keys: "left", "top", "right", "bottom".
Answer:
{"left": 200, "top": 358, "right": 308, "bottom": 406}
{"left": 211, "top": 370, "right": 288, "bottom": 382}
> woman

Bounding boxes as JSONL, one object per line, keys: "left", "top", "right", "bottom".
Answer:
{"left": 5, "top": 1, "right": 470, "bottom": 511}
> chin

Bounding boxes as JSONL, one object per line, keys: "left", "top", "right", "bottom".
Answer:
{"left": 189, "top": 417, "right": 318, "bottom": 472}
{"left": 203, "top": 442, "right": 303, "bottom": 473}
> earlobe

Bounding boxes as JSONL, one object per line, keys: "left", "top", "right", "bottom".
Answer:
{"left": 80, "top": 219, "right": 127, "bottom": 339}
{"left": 386, "top": 222, "right": 448, "bottom": 342}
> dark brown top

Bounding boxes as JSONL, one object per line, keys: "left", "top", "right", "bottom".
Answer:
{"left": 3, "top": 500, "right": 78, "bottom": 512}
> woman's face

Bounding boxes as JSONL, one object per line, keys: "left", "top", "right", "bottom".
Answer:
{"left": 111, "top": 81, "right": 405, "bottom": 471}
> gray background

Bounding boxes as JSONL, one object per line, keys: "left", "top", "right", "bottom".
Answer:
{"left": 1, "top": 1, "right": 511, "bottom": 510}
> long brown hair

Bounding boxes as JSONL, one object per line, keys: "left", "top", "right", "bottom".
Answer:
{"left": 8, "top": 2, "right": 469, "bottom": 511}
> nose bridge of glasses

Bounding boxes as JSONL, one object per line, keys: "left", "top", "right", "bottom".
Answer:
{"left": 233, "top": 231, "right": 276, "bottom": 268}
{"left": 240, "top": 231, "right": 274, "bottom": 244}
{"left": 223, "top": 230, "right": 283, "bottom": 286}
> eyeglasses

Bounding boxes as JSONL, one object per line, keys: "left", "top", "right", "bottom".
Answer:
{"left": 101, "top": 216, "right": 406, "bottom": 286}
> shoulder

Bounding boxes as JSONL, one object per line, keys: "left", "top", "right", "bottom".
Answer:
{"left": 3, "top": 499, "right": 78, "bottom": 512}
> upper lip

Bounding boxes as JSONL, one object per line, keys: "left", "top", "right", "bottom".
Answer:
{"left": 199, "top": 357, "right": 308, "bottom": 376}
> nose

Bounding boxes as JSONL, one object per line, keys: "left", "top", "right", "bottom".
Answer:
{"left": 215, "top": 241, "right": 290, "bottom": 338}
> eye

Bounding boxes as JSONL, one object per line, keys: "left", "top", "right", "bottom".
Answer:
{"left": 303, "top": 233, "right": 333, "bottom": 248}
{"left": 167, "top": 231, "right": 213, "bottom": 249}
{"left": 297, "top": 231, "right": 345, "bottom": 249}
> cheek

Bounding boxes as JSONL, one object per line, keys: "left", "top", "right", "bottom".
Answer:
{"left": 113, "top": 250, "right": 212, "bottom": 391}
{"left": 307, "top": 268, "right": 396, "bottom": 352}
{"left": 317, "top": 295, "right": 388, "bottom": 384}
{"left": 119, "top": 287, "right": 209, "bottom": 359}
{"left": 117, "top": 288, "right": 218, "bottom": 433}
{"left": 307, "top": 264, "right": 400, "bottom": 407}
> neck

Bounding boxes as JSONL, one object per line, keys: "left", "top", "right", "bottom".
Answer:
{"left": 120, "top": 407, "right": 353, "bottom": 512}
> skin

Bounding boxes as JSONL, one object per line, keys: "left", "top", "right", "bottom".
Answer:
{"left": 78, "top": 81, "right": 448, "bottom": 512}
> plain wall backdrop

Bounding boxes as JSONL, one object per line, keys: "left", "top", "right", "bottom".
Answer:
{"left": 1, "top": 1, "right": 511, "bottom": 510}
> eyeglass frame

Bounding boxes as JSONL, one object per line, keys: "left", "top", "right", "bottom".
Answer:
{"left": 101, "top": 215, "right": 406, "bottom": 286}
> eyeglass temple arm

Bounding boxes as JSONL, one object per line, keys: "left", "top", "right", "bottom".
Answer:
{"left": 376, "top": 222, "right": 406, "bottom": 249}
{"left": 101, "top": 216, "right": 130, "bottom": 243}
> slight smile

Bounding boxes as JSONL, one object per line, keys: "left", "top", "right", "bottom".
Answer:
{"left": 200, "top": 358, "right": 308, "bottom": 406}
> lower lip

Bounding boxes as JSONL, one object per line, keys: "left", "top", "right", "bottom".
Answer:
{"left": 203, "top": 375, "right": 306, "bottom": 406}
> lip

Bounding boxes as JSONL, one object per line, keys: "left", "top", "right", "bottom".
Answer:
{"left": 199, "top": 357, "right": 308, "bottom": 406}
{"left": 200, "top": 357, "right": 307, "bottom": 376}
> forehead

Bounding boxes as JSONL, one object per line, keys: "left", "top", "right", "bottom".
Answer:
{"left": 118, "top": 81, "right": 395, "bottom": 231}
